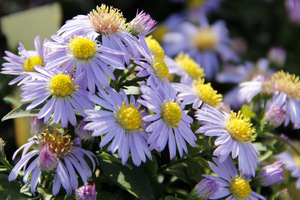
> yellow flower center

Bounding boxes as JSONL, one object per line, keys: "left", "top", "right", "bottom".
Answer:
{"left": 225, "top": 111, "right": 256, "bottom": 142}
{"left": 187, "top": 0, "right": 205, "bottom": 8}
{"left": 230, "top": 175, "right": 251, "bottom": 199}
{"left": 270, "top": 70, "right": 300, "bottom": 100}
{"left": 68, "top": 36, "right": 96, "bottom": 59}
{"left": 175, "top": 52, "right": 206, "bottom": 80}
{"left": 193, "top": 78, "right": 222, "bottom": 107}
{"left": 115, "top": 101, "right": 144, "bottom": 132}
{"left": 39, "top": 129, "right": 73, "bottom": 158}
{"left": 24, "top": 56, "right": 43, "bottom": 72}
{"left": 152, "top": 57, "right": 169, "bottom": 80}
{"left": 192, "top": 27, "right": 219, "bottom": 51}
{"left": 161, "top": 101, "right": 182, "bottom": 127}
{"left": 88, "top": 4, "right": 126, "bottom": 35}
{"left": 50, "top": 74, "right": 77, "bottom": 97}
{"left": 145, "top": 35, "right": 166, "bottom": 59}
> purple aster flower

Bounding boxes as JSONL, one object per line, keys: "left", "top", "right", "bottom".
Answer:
{"left": 258, "top": 161, "right": 285, "bottom": 186}
{"left": 57, "top": 4, "right": 145, "bottom": 64}
{"left": 285, "top": 0, "right": 300, "bottom": 24}
{"left": 8, "top": 128, "right": 97, "bottom": 196}
{"left": 138, "top": 85, "right": 197, "bottom": 160}
{"left": 20, "top": 66, "right": 94, "bottom": 128}
{"left": 192, "top": 178, "right": 220, "bottom": 200}
{"left": 45, "top": 34, "right": 125, "bottom": 93}
{"left": 84, "top": 87, "right": 152, "bottom": 166}
{"left": 203, "top": 157, "right": 266, "bottom": 200}
{"left": 75, "top": 183, "right": 97, "bottom": 200}
{"left": 162, "top": 16, "right": 239, "bottom": 80}
{"left": 264, "top": 93, "right": 286, "bottom": 128}
{"left": 275, "top": 151, "right": 300, "bottom": 189}
{"left": 195, "top": 104, "right": 260, "bottom": 176}
{"left": 172, "top": 78, "right": 223, "bottom": 109}
{"left": 127, "top": 10, "right": 157, "bottom": 37}
{"left": 267, "top": 46, "right": 286, "bottom": 67}
{"left": 1, "top": 35, "right": 49, "bottom": 85}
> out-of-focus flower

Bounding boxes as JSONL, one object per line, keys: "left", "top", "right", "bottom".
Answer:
{"left": 275, "top": 151, "right": 300, "bottom": 189}
{"left": 172, "top": 78, "right": 223, "bottom": 109}
{"left": 84, "top": 87, "right": 152, "bottom": 166}
{"left": 1, "top": 35, "right": 48, "bottom": 85}
{"left": 285, "top": 0, "right": 300, "bottom": 24}
{"left": 231, "top": 37, "right": 248, "bottom": 55}
{"left": 257, "top": 161, "right": 285, "bottom": 186}
{"left": 75, "top": 183, "right": 97, "bottom": 200}
{"left": 203, "top": 157, "right": 266, "bottom": 200}
{"left": 57, "top": 4, "right": 146, "bottom": 64}
{"left": 196, "top": 104, "right": 260, "bottom": 176}
{"left": 8, "top": 129, "right": 97, "bottom": 196}
{"left": 139, "top": 85, "right": 197, "bottom": 160}
{"left": 162, "top": 16, "right": 239, "bottom": 80}
{"left": 267, "top": 46, "right": 286, "bottom": 67}
{"left": 20, "top": 67, "right": 94, "bottom": 128}
{"left": 45, "top": 34, "right": 125, "bottom": 93}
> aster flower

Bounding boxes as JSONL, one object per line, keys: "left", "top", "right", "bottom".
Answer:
{"left": 8, "top": 129, "right": 97, "bottom": 196}
{"left": 138, "top": 85, "right": 197, "bottom": 160}
{"left": 20, "top": 66, "right": 94, "bottom": 128}
{"left": 195, "top": 104, "right": 260, "bottom": 176}
{"left": 84, "top": 87, "right": 152, "bottom": 166}
{"left": 172, "top": 78, "right": 223, "bottom": 109}
{"left": 264, "top": 92, "right": 286, "bottom": 129}
{"left": 267, "top": 46, "right": 286, "bottom": 67}
{"left": 75, "top": 183, "right": 97, "bottom": 200}
{"left": 257, "top": 161, "right": 285, "bottom": 186}
{"left": 285, "top": 0, "right": 300, "bottom": 24}
{"left": 127, "top": 10, "right": 157, "bottom": 37}
{"left": 203, "top": 157, "right": 266, "bottom": 200}
{"left": 162, "top": 16, "right": 239, "bottom": 80}
{"left": 275, "top": 151, "right": 300, "bottom": 189}
{"left": 57, "top": 4, "right": 145, "bottom": 64}
{"left": 45, "top": 34, "right": 125, "bottom": 93}
{"left": 1, "top": 35, "right": 48, "bottom": 85}
{"left": 189, "top": 178, "right": 220, "bottom": 200}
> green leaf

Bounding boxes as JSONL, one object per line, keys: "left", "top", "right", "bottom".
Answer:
{"left": 2, "top": 102, "right": 40, "bottom": 121}
{"left": 99, "top": 152, "right": 155, "bottom": 200}
{"left": 97, "top": 191, "right": 123, "bottom": 200}
{"left": 0, "top": 174, "right": 27, "bottom": 200}
{"left": 3, "top": 96, "right": 21, "bottom": 107}
{"left": 164, "top": 196, "right": 182, "bottom": 200}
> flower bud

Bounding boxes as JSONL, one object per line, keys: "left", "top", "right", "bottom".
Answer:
{"left": 38, "top": 142, "right": 58, "bottom": 173}
{"left": 188, "top": 178, "right": 219, "bottom": 200}
{"left": 258, "top": 161, "right": 285, "bottom": 186}
{"left": 75, "top": 120, "right": 94, "bottom": 142}
{"left": 0, "top": 138, "right": 6, "bottom": 158}
{"left": 75, "top": 183, "right": 97, "bottom": 200}
{"left": 265, "top": 106, "right": 285, "bottom": 128}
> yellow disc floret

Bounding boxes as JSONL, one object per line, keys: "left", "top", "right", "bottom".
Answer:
{"left": 193, "top": 78, "right": 222, "bottom": 107}
{"left": 24, "top": 56, "right": 43, "bottom": 72}
{"left": 50, "top": 74, "right": 77, "bottom": 97}
{"left": 68, "top": 36, "right": 96, "bottom": 59}
{"left": 39, "top": 129, "right": 73, "bottom": 158}
{"left": 230, "top": 175, "right": 252, "bottom": 199}
{"left": 175, "top": 52, "right": 206, "bottom": 80}
{"left": 192, "top": 27, "right": 219, "bottom": 51}
{"left": 88, "top": 4, "right": 126, "bottom": 35}
{"left": 153, "top": 57, "right": 169, "bottom": 80}
{"left": 225, "top": 111, "right": 256, "bottom": 143}
{"left": 187, "top": 0, "right": 205, "bottom": 8}
{"left": 116, "top": 101, "right": 144, "bottom": 132}
{"left": 270, "top": 70, "right": 300, "bottom": 100}
{"left": 161, "top": 101, "right": 182, "bottom": 127}
{"left": 145, "top": 35, "right": 166, "bottom": 59}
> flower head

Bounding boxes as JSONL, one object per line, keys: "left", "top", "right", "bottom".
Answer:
{"left": 196, "top": 105, "right": 260, "bottom": 176}
{"left": 127, "top": 10, "right": 157, "bottom": 37}
{"left": 8, "top": 128, "right": 97, "bottom": 196}
{"left": 20, "top": 67, "right": 94, "bottom": 128}
{"left": 139, "top": 85, "right": 197, "bottom": 159}
{"left": 84, "top": 87, "right": 152, "bottom": 166}
{"left": 203, "top": 157, "right": 266, "bottom": 200}
{"left": 76, "top": 183, "right": 97, "bottom": 200}
{"left": 1, "top": 35, "right": 48, "bottom": 85}
{"left": 258, "top": 161, "right": 285, "bottom": 186}
{"left": 192, "top": 178, "right": 220, "bottom": 200}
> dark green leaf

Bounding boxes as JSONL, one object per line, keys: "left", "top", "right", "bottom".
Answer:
{"left": 0, "top": 174, "right": 27, "bottom": 200}
{"left": 2, "top": 102, "right": 40, "bottom": 121}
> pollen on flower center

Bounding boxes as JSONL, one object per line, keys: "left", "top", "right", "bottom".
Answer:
{"left": 187, "top": 0, "right": 206, "bottom": 8}
{"left": 39, "top": 129, "right": 73, "bottom": 158}
{"left": 192, "top": 27, "right": 219, "bottom": 51}
{"left": 88, "top": 4, "right": 126, "bottom": 35}
{"left": 50, "top": 74, "right": 77, "bottom": 97}
{"left": 161, "top": 101, "right": 182, "bottom": 127}
{"left": 152, "top": 57, "right": 169, "bottom": 80}
{"left": 230, "top": 175, "right": 251, "bottom": 199}
{"left": 145, "top": 36, "right": 166, "bottom": 59}
{"left": 116, "top": 101, "right": 144, "bottom": 132}
{"left": 175, "top": 52, "right": 206, "bottom": 80}
{"left": 24, "top": 56, "right": 43, "bottom": 72}
{"left": 225, "top": 111, "right": 256, "bottom": 142}
{"left": 270, "top": 70, "right": 300, "bottom": 100}
{"left": 68, "top": 37, "right": 96, "bottom": 59}
{"left": 193, "top": 78, "right": 222, "bottom": 107}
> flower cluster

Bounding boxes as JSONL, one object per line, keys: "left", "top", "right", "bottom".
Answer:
{"left": 0, "top": 2, "right": 300, "bottom": 199}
